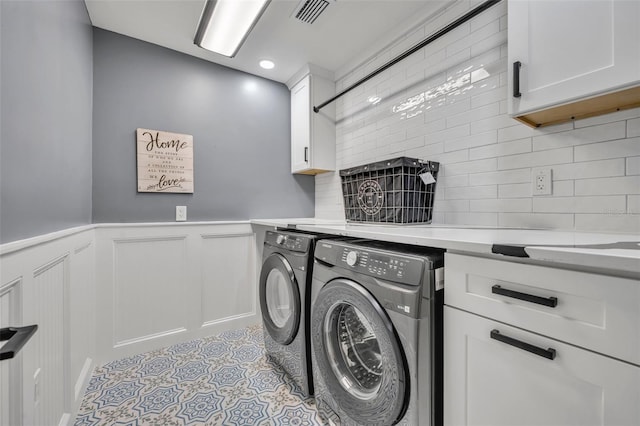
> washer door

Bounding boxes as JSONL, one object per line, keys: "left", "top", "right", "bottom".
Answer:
{"left": 312, "top": 279, "right": 408, "bottom": 425}
{"left": 259, "top": 253, "right": 301, "bottom": 345}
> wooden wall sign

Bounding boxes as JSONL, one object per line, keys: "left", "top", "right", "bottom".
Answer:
{"left": 136, "top": 128, "right": 194, "bottom": 193}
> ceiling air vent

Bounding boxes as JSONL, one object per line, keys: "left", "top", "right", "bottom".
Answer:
{"left": 293, "top": 0, "right": 330, "bottom": 24}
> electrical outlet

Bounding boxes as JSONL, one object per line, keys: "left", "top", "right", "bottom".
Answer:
{"left": 176, "top": 206, "right": 187, "bottom": 221}
{"left": 532, "top": 168, "right": 552, "bottom": 195}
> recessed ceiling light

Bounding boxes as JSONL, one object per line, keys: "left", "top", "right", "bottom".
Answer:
{"left": 259, "top": 60, "right": 275, "bottom": 70}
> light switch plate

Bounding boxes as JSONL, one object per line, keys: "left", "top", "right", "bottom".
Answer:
{"left": 176, "top": 206, "right": 187, "bottom": 221}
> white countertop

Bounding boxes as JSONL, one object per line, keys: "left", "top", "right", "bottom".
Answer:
{"left": 251, "top": 218, "right": 640, "bottom": 276}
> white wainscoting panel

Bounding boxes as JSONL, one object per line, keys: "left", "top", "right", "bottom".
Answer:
{"left": 113, "top": 236, "right": 189, "bottom": 345}
{"left": 201, "top": 233, "right": 256, "bottom": 327}
{"left": 1, "top": 279, "right": 23, "bottom": 426}
{"left": 69, "top": 243, "right": 95, "bottom": 401}
{"left": 31, "top": 255, "right": 67, "bottom": 426}
{"left": 1, "top": 222, "right": 260, "bottom": 423}
{"left": 95, "top": 223, "right": 259, "bottom": 364}
{"left": 1, "top": 228, "right": 95, "bottom": 426}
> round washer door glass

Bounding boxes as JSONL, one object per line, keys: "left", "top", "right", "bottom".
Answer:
{"left": 259, "top": 253, "right": 301, "bottom": 345}
{"left": 312, "top": 279, "right": 407, "bottom": 425}
{"left": 265, "top": 268, "right": 294, "bottom": 327}
{"left": 325, "top": 303, "right": 382, "bottom": 399}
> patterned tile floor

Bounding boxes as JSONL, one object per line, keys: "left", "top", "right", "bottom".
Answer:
{"left": 75, "top": 324, "right": 326, "bottom": 425}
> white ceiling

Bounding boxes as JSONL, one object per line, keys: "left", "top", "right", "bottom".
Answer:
{"left": 84, "top": 0, "right": 451, "bottom": 85}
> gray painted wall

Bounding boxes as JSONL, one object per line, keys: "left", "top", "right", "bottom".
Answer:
{"left": 0, "top": 0, "right": 93, "bottom": 243}
{"left": 92, "top": 29, "right": 314, "bottom": 223}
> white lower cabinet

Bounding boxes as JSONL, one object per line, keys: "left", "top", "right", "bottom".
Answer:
{"left": 444, "top": 306, "right": 640, "bottom": 426}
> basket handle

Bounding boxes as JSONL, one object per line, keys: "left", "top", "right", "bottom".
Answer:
{"left": 418, "top": 163, "right": 435, "bottom": 174}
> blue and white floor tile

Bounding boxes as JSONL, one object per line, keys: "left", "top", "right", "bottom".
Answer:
{"left": 75, "top": 324, "right": 325, "bottom": 425}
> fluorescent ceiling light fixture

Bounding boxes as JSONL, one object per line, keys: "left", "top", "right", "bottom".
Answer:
{"left": 259, "top": 60, "right": 275, "bottom": 69}
{"left": 194, "top": 0, "right": 271, "bottom": 58}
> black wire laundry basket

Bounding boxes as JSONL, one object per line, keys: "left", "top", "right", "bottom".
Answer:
{"left": 339, "top": 157, "right": 440, "bottom": 224}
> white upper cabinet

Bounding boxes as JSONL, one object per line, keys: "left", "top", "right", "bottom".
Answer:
{"left": 508, "top": 0, "right": 640, "bottom": 127}
{"left": 288, "top": 66, "right": 336, "bottom": 175}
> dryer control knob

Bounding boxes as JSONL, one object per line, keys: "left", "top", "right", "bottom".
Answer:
{"left": 276, "top": 235, "right": 287, "bottom": 245}
{"left": 346, "top": 251, "right": 359, "bottom": 267}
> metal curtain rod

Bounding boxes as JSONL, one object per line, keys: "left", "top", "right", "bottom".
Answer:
{"left": 313, "top": 0, "right": 503, "bottom": 113}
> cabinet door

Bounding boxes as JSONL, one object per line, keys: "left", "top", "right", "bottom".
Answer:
{"left": 444, "top": 306, "right": 640, "bottom": 426}
{"left": 291, "top": 75, "right": 311, "bottom": 173}
{"left": 508, "top": 0, "right": 640, "bottom": 115}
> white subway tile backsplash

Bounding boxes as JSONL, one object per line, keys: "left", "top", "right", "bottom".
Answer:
{"left": 446, "top": 184, "right": 496, "bottom": 200}
{"left": 425, "top": 49, "right": 472, "bottom": 82}
{"left": 533, "top": 196, "right": 626, "bottom": 214}
{"left": 375, "top": 129, "right": 407, "bottom": 147}
{"left": 499, "top": 213, "right": 574, "bottom": 230}
{"left": 471, "top": 85, "right": 507, "bottom": 109}
{"left": 497, "top": 148, "right": 573, "bottom": 170}
{"left": 498, "top": 183, "right": 530, "bottom": 198}
{"left": 446, "top": 102, "right": 500, "bottom": 128}
{"left": 470, "top": 0, "right": 507, "bottom": 32}
{"left": 407, "top": 119, "right": 446, "bottom": 139}
{"left": 574, "top": 137, "right": 640, "bottom": 162}
{"left": 500, "top": 14, "right": 508, "bottom": 31}
{"left": 470, "top": 114, "right": 517, "bottom": 134}
{"left": 444, "top": 212, "right": 498, "bottom": 226}
{"left": 549, "top": 159, "right": 625, "bottom": 180}
{"left": 450, "top": 46, "right": 502, "bottom": 79}
{"left": 470, "top": 198, "right": 532, "bottom": 212}
{"left": 424, "top": 123, "right": 470, "bottom": 144}
{"left": 471, "top": 168, "right": 530, "bottom": 186}
{"left": 440, "top": 174, "right": 469, "bottom": 188}
{"left": 469, "top": 137, "right": 531, "bottom": 160}
{"left": 627, "top": 156, "right": 640, "bottom": 175}
{"left": 497, "top": 124, "right": 534, "bottom": 143}
{"left": 575, "top": 214, "right": 640, "bottom": 233}
{"left": 425, "top": 96, "right": 471, "bottom": 124}
{"left": 471, "top": 29, "right": 507, "bottom": 58}
{"left": 375, "top": 135, "right": 423, "bottom": 156}
{"left": 419, "top": 142, "right": 444, "bottom": 157}
{"left": 407, "top": 49, "right": 445, "bottom": 80}
{"left": 628, "top": 118, "right": 640, "bottom": 138}
{"left": 573, "top": 107, "right": 640, "bottom": 128}
{"left": 435, "top": 199, "right": 470, "bottom": 212}
{"left": 499, "top": 99, "right": 508, "bottom": 115}
{"left": 427, "top": 149, "right": 470, "bottom": 169}
{"left": 445, "top": 130, "right": 497, "bottom": 152}
{"left": 443, "top": 157, "right": 497, "bottom": 176}
{"left": 445, "top": 23, "right": 474, "bottom": 57}
{"left": 317, "top": 2, "right": 640, "bottom": 233}
{"left": 628, "top": 196, "right": 640, "bottom": 214}
{"left": 533, "top": 122, "right": 626, "bottom": 151}
{"left": 546, "top": 180, "right": 575, "bottom": 196}
{"left": 447, "top": 20, "right": 498, "bottom": 58}
{"left": 575, "top": 176, "right": 640, "bottom": 196}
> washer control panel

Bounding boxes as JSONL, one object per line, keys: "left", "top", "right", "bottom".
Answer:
{"left": 265, "top": 231, "right": 310, "bottom": 253}
{"left": 338, "top": 247, "right": 423, "bottom": 286}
